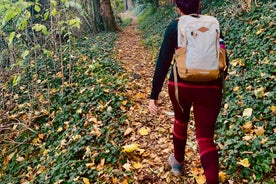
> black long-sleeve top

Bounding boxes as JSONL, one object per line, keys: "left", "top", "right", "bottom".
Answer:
{"left": 150, "top": 19, "right": 227, "bottom": 100}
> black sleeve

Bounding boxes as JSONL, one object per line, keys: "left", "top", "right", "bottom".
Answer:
{"left": 150, "top": 20, "right": 178, "bottom": 99}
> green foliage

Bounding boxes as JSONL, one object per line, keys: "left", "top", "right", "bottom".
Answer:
{"left": 136, "top": 4, "right": 177, "bottom": 50}
{"left": 0, "top": 32, "right": 130, "bottom": 183}
{"left": 138, "top": 0, "right": 276, "bottom": 182}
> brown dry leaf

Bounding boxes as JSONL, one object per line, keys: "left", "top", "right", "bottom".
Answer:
{"left": 124, "top": 127, "right": 133, "bottom": 136}
{"left": 3, "top": 150, "right": 17, "bottom": 167}
{"left": 242, "top": 122, "right": 252, "bottom": 133}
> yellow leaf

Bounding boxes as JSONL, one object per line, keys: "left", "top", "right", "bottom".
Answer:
{"left": 237, "top": 158, "right": 250, "bottom": 167}
{"left": 261, "top": 138, "right": 268, "bottom": 144}
{"left": 122, "top": 179, "right": 128, "bottom": 184}
{"left": 56, "top": 71, "right": 62, "bottom": 78}
{"left": 231, "top": 58, "right": 244, "bottom": 66}
{"left": 76, "top": 108, "right": 82, "bottom": 114}
{"left": 57, "top": 126, "right": 63, "bottom": 132}
{"left": 132, "top": 162, "right": 142, "bottom": 169}
{"left": 233, "top": 86, "right": 239, "bottom": 92}
{"left": 195, "top": 174, "right": 206, "bottom": 184}
{"left": 138, "top": 127, "right": 150, "bottom": 136}
{"left": 254, "top": 87, "right": 265, "bottom": 98}
{"left": 242, "top": 108, "right": 253, "bottom": 117}
{"left": 83, "top": 177, "right": 90, "bottom": 184}
{"left": 256, "top": 28, "right": 264, "bottom": 35}
{"left": 219, "top": 171, "right": 227, "bottom": 182}
{"left": 270, "top": 106, "right": 276, "bottom": 112}
{"left": 122, "top": 143, "right": 139, "bottom": 153}
{"left": 121, "top": 100, "right": 128, "bottom": 106}
{"left": 123, "top": 163, "right": 131, "bottom": 171}
{"left": 254, "top": 126, "right": 265, "bottom": 137}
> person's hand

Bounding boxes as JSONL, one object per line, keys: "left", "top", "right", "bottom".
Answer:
{"left": 148, "top": 99, "right": 158, "bottom": 115}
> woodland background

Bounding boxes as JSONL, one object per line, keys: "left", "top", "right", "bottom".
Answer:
{"left": 0, "top": 0, "right": 275, "bottom": 183}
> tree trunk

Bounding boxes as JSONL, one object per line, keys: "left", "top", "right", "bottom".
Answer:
{"left": 100, "top": 0, "right": 120, "bottom": 32}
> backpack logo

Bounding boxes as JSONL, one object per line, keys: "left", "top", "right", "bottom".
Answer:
{"left": 174, "top": 15, "right": 227, "bottom": 82}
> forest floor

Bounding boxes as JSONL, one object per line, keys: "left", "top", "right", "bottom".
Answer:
{"left": 115, "top": 11, "right": 205, "bottom": 184}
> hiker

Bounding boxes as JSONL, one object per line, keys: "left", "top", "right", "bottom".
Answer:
{"left": 148, "top": 0, "right": 228, "bottom": 183}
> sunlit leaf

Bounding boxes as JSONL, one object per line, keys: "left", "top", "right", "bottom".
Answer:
{"left": 132, "top": 162, "right": 142, "bottom": 169}
{"left": 83, "top": 177, "right": 90, "bottom": 184}
{"left": 123, "top": 163, "right": 131, "bottom": 171}
{"left": 242, "top": 108, "right": 253, "bottom": 117}
{"left": 233, "top": 86, "right": 239, "bottom": 92}
{"left": 122, "top": 143, "right": 139, "bottom": 153}
{"left": 195, "top": 174, "right": 206, "bottom": 184}
{"left": 237, "top": 158, "right": 250, "bottom": 167}
{"left": 57, "top": 126, "right": 63, "bottom": 132}
{"left": 138, "top": 127, "right": 150, "bottom": 136}
{"left": 254, "top": 87, "right": 265, "bottom": 98}
{"left": 219, "top": 171, "right": 227, "bottom": 182}
{"left": 254, "top": 126, "right": 265, "bottom": 137}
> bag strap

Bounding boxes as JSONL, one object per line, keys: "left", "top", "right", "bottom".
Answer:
{"left": 173, "top": 63, "right": 184, "bottom": 112}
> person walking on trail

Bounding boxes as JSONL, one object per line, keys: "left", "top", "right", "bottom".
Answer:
{"left": 148, "top": 0, "right": 228, "bottom": 183}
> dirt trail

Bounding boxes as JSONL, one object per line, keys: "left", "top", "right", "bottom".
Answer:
{"left": 115, "top": 11, "right": 202, "bottom": 184}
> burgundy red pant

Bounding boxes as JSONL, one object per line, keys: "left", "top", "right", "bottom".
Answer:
{"left": 168, "top": 81, "right": 222, "bottom": 184}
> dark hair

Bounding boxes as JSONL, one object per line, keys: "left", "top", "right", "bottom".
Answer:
{"left": 174, "top": 0, "right": 200, "bottom": 15}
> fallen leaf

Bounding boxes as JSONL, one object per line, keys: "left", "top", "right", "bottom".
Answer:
{"left": 138, "top": 127, "right": 150, "bottom": 136}
{"left": 123, "top": 163, "right": 131, "bottom": 171}
{"left": 237, "top": 158, "right": 250, "bottom": 167}
{"left": 122, "top": 100, "right": 128, "bottom": 106}
{"left": 3, "top": 150, "right": 17, "bottom": 166}
{"left": 243, "top": 135, "right": 253, "bottom": 141}
{"left": 57, "top": 126, "right": 63, "bottom": 132}
{"left": 261, "top": 138, "right": 268, "bottom": 144}
{"left": 242, "top": 108, "right": 253, "bottom": 117}
{"left": 254, "top": 87, "right": 265, "bottom": 98}
{"left": 195, "top": 174, "right": 206, "bottom": 184}
{"left": 124, "top": 127, "right": 133, "bottom": 136}
{"left": 122, "top": 143, "right": 139, "bottom": 153}
{"left": 233, "top": 86, "right": 239, "bottom": 92}
{"left": 270, "top": 106, "right": 276, "bottom": 112}
{"left": 254, "top": 126, "right": 265, "bottom": 137}
{"left": 132, "top": 162, "right": 142, "bottom": 169}
{"left": 83, "top": 177, "right": 90, "bottom": 184}
{"left": 219, "top": 171, "right": 227, "bottom": 182}
{"left": 242, "top": 122, "right": 252, "bottom": 133}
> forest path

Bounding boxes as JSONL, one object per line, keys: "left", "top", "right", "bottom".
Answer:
{"left": 115, "top": 11, "right": 202, "bottom": 183}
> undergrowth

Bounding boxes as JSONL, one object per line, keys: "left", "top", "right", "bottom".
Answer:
{"left": 0, "top": 33, "right": 130, "bottom": 183}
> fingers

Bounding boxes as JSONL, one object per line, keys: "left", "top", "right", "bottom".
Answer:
{"left": 148, "top": 99, "right": 158, "bottom": 115}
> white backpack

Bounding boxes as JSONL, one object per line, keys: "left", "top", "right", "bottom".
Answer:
{"left": 173, "top": 14, "right": 227, "bottom": 82}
